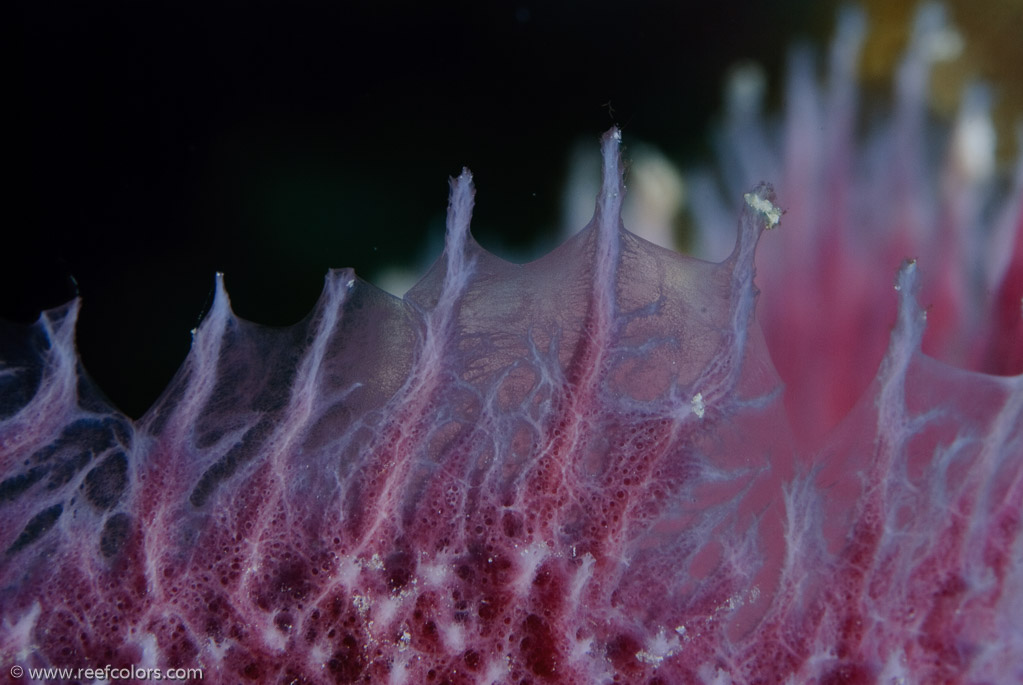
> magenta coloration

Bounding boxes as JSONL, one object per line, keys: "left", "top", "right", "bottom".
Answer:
{"left": 2, "top": 8, "right": 1023, "bottom": 684}
{"left": 0, "top": 131, "right": 792, "bottom": 682}
{"left": 2, "top": 131, "right": 1021, "bottom": 682}
{"left": 690, "top": 5, "right": 1023, "bottom": 448}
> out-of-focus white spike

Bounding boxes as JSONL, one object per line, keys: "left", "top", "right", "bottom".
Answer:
{"left": 620, "top": 144, "right": 685, "bottom": 250}
{"left": 779, "top": 45, "right": 821, "bottom": 251}
{"left": 951, "top": 86, "right": 996, "bottom": 183}
{"left": 901, "top": 3, "right": 961, "bottom": 88}
{"left": 560, "top": 139, "right": 601, "bottom": 242}
{"left": 988, "top": 125, "right": 1023, "bottom": 291}
{"left": 915, "top": 3, "right": 963, "bottom": 63}
{"left": 828, "top": 6, "right": 866, "bottom": 84}
{"left": 896, "top": 3, "right": 961, "bottom": 141}
{"left": 938, "top": 85, "right": 997, "bottom": 317}
{"left": 727, "top": 63, "right": 766, "bottom": 121}
{"left": 893, "top": 3, "right": 960, "bottom": 242}
{"left": 725, "top": 63, "right": 775, "bottom": 193}
{"left": 824, "top": 6, "right": 865, "bottom": 176}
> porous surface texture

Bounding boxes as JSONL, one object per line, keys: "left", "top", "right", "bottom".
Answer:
{"left": 2, "top": 131, "right": 1020, "bottom": 683}
{"left": 2, "top": 8, "right": 1023, "bottom": 684}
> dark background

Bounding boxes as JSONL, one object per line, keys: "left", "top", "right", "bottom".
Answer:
{"left": 9, "top": 1, "right": 835, "bottom": 418}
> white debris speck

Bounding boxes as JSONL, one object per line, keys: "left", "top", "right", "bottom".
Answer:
{"left": 367, "top": 553, "right": 385, "bottom": 571}
{"left": 634, "top": 628, "right": 681, "bottom": 667}
{"left": 352, "top": 594, "right": 371, "bottom": 614}
{"left": 719, "top": 591, "right": 745, "bottom": 613}
{"left": 635, "top": 650, "right": 664, "bottom": 666}
{"left": 691, "top": 392, "right": 706, "bottom": 419}
{"left": 346, "top": 279, "right": 356, "bottom": 288}
{"left": 743, "top": 191, "right": 782, "bottom": 228}
{"left": 397, "top": 629, "right": 412, "bottom": 651}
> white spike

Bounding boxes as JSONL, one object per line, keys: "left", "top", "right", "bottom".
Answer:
{"left": 824, "top": 6, "right": 865, "bottom": 174}
{"left": 5, "top": 302, "right": 81, "bottom": 452}
{"left": 440, "top": 168, "right": 475, "bottom": 306}
{"left": 597, "top": 127, "right": 624, "bottom": 248}
{"left": 883, "top": 259, "right": 926, "bottom": 384}
{"left": 952, "top": 85, "right": 996, "bottom": 183}
{"left": 42, "top": 299, "right": 80, "bottom": 382}
{"left": 591, "top": 127, "right": 625, "bottom": 322}
{"left": 895, "top": 3, "right": 959, "bottom": 179}
{"left": 695, "top": 183, "right": 779, "bottom": 405}
{"left": 173, "top": 272, "right": 235, "bottom": 435}
{"left": 829, "top": 5, "right": 866, "bottom": 80}
{"left": 892, "top": 259, "right": 926, "bottom": 341}
{"left": 987, "top": 125, "right": 1023, "bottom": 291}
{"left": 192, "top": 272, "right": 233, "bottom": 343}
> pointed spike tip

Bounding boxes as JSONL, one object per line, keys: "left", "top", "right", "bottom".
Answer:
{"left": 894, "top": 258, "right": 918, "bottom": 293}
{"left": 445, "top": 167, "right": 476, "bottom": 254}
{"left": 438, "top": 167, "right": 477, "bottom": 304}
{"left": 596, "top": 127, "right": 625, "bottom": 232}
{"left": 213, "top": 272, "right": 230, "bottom": 308}
{"left": 192, "top": 271, "right": 233, "bottom": 342}
{"left": 600, "top": 127, "right": 624, "bottom": 190}
{"left": 893, "top": 258, "right": 928, "bottom": 339}
{"left": 743, "top": 186, "right": 783, "bottom": 230}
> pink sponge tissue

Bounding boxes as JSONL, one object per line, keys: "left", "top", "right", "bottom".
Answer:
{"left": 1, "top": 7, "right": 1021, "bottom": 684}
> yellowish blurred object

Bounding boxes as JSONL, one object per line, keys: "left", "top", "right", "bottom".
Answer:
{"left": 860, "top": 0, "right": 1023, "bottom": 164}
